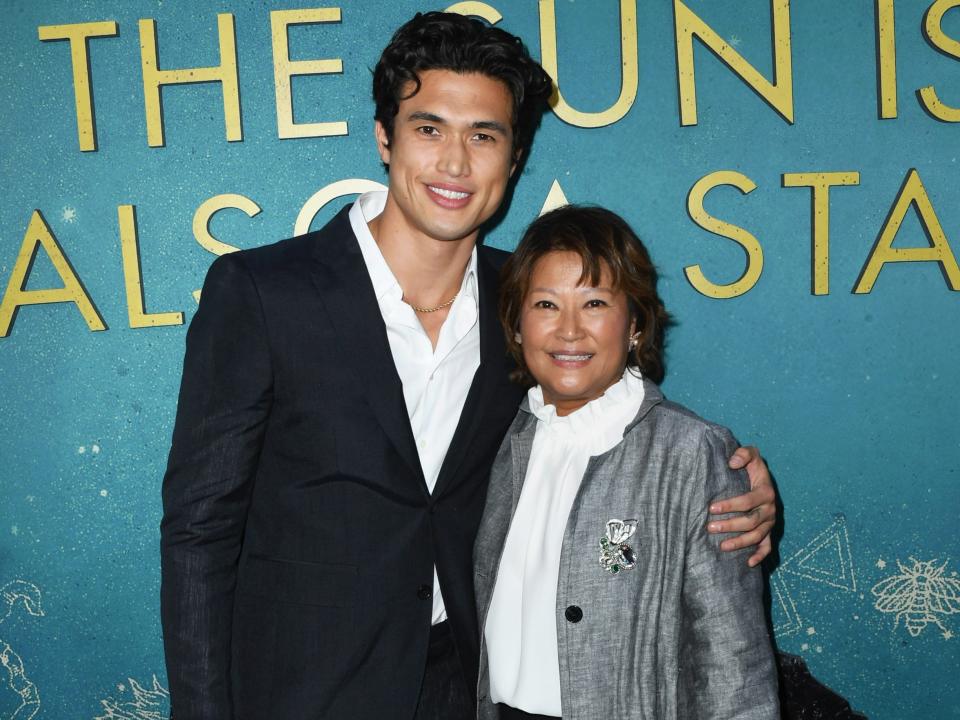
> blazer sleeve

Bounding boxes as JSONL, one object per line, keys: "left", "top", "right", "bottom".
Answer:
{"left": 160, "top": 252, "right": 274, "bottom": 719}
{"left": 677, "top": 427, "right": 779, "bottom": 720}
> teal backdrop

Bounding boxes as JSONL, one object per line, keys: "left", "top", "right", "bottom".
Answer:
{"left": 1, "top": 1, "right": 958, "bottom": 718}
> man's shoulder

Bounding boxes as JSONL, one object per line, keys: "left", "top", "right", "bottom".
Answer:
{"left": 477, "top": 244, "right": 512, "bottom": 270}
{"left": 235, "top": 204, "right": 354, "bottom": 271}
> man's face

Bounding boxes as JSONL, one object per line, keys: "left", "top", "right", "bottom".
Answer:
{"left": 375, "top": 69, "right": 517, "bottom": 245}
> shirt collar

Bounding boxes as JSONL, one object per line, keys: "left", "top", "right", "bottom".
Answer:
{"left": 526, "top": 368, "right": 647, "bottom": 447}
{"left": 349, "top": 190, "right": 479, "bottom": 312}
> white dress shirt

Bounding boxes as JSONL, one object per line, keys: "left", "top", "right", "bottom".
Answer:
{"left": 349, "top": 191, "right": 481, "bottom": 624}
{"left": 484, "top": 368, "right": 646, "bottom": 715}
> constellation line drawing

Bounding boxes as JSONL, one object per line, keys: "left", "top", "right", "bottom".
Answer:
{"left": 93, "top": 676, "right": 169, "bottom": 720}
{"left": 872, "top": 557, "right": 960, "bottom": 639}
{"left": 0, "top": 580, "right": 43, "bottom": 720}
{"left": 770, "top": 515, "right": 857, "bottom": 636}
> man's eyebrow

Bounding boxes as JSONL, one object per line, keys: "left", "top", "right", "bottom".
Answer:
{"left": 472, "top": 120, "right": 509, "bottom": 135}
{"left": 405, "top": 112, "right": 508, "bottom": 135}
{"left": 408, "top": 111, "right": 445, "bottom": 123}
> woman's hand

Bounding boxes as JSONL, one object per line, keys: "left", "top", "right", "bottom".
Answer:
{"left": 707, "top": 446, "right": 776, "bottom": 567}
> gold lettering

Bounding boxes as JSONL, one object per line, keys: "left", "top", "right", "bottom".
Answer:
{"left": 854, "top": 169, "right": 960, "bottom": 293}
{"left": 117, "top": 205, "right": 184, "bottom": 328}
{"left": 683, "top": 171, "right": 763, "bottom": 299}
{"left": 139, "top": 14, "right": 241, "bottom": 147}
{"left": 875, "top": 0, "right": 898, "bottom": 118}
{"left": 0, "top": 211, "right": 105, "bottom": 337}
{"left": 191, "top": 194, "right": 262, "bottom": 302}
{"left": 271, "top": 9, "right": 347, "bottom": 140}
{"left": 538, "top": 0, "right": 638, "bottom": 128}
{"left": 37, "top": 21, "right": 119, "bottom": 152}
{"left": 782, "top": 172, "right": 860, "bottom": 295}
{"left": 674, "top": 0, "right": 793, "bottom": 126}
{"left": 295, "top": 179, "right": 386, "bottom": 236}
{"left": 446, "top": 2, "right": 502, "bottom": 23}
{"left": 540, "top": 179, "right": 570, "bottom": 215}
{"left": 918, "top": 0, "right": 960, "bottom": 122}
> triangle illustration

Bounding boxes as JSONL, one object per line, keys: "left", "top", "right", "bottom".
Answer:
{"left": 770, "top": 574, "right": 804, "bottom": 636}
{"left": 780, "top": 515, "right": 857, "bottom": 592}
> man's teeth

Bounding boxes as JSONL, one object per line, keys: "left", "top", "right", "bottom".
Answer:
{"left": 552, "top": 353, "right": 592, "bottom": 361}
{"left": 430, "top": 186, "right": 470, "bottom": 200}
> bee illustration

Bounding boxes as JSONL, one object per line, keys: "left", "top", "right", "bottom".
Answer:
{"left": 599, "top": 518, "right": 639, "bottom": 575}
{"left": 871, "top": 557, "right": 960, "bottom": 637}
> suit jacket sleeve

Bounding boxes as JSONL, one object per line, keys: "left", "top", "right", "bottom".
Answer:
{"left": 677, "top": 427, "right": 779, "bottom": 720}
{"left": 160, "top": 253, "right": 274, "bottom": 719}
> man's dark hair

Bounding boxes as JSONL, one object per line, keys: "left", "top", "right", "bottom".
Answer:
{"left": 373, "top": 12, "right": 553, "bottom": 157}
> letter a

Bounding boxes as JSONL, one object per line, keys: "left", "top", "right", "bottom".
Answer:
{"left": 0, "top": 210, "right": 106, "bottom": 336}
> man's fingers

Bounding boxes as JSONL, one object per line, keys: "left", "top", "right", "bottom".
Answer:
{"left": 718, "top": 521, "right": 774, "bottom": 553}
{"left": 727, "top": 445, "right": 758, "bottom": 470}
{"left": 709, "top": 486, "right": 774, "bottom": 515}
{"left": 747, "top": 536, "right": 773, "bottom": 567}
{"left": 707, "top": 508, "right": 767, "bottom": 534}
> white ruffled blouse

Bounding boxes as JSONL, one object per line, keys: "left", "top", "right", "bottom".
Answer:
{"left": 484, "top": 368, "right": 647, "bottom": 716}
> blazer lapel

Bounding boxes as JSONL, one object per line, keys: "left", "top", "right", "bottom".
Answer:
{"left": 432, "top": 248, "right": 507, "bottom": 497}
{"left": 509, "top": 412, "right": 535, "bottom": 514}
{"left": 308, "top": 206, "right": 425, "bottom": 487}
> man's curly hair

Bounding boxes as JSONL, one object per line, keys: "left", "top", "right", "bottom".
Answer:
{"left": 372, "top": 12, "right": 553, "bottom": 157}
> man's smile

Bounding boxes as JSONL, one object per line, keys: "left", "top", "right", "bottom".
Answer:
{"left": 426, "top": 182, "right": 474, "bottom": 208}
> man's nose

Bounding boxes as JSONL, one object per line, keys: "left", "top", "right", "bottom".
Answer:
{"left": 437, "top": 136, "right": 470, "bottom": 177}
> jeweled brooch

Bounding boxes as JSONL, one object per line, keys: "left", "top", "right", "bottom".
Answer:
{"left": 599, "top": 518, "right": 639, "bottom": 575}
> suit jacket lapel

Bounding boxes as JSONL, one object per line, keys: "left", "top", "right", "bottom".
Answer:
{"left": 432, "top": 248, "right": 506, "bottom": 497}
{"left": 308, "top": 206, "right": 425, "bottom": 488}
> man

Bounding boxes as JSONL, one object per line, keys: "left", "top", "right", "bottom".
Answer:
{"left": 160, "top": 12, "right": 776, "bottom": 720}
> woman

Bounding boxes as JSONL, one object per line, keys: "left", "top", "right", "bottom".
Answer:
{"left": 474, "top": 206, "right": 779, "bottom": 720}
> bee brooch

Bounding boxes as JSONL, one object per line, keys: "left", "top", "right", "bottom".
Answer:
{"left": 599, "top": 518, "right": 639, "bottom": 575}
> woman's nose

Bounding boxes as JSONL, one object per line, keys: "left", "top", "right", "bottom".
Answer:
{"left": 556, "top": 309, "right": 584, "bottom": 340}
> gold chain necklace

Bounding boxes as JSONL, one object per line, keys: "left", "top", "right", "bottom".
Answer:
{"left": 406, "top": 293, "right": 458, "bottom": 313}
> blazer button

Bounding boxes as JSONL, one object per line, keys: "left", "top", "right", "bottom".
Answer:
{"left": 564, "top": 605, "right": 583, "bottom": 623}
{"left": 417, "top": 584, "right": 433, "bottom": 600}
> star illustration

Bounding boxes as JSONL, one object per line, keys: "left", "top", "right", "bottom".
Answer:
{"left": 944, "top": 629, "right": 954, "bottom": 640}
{"left": 729, "top": 35, "right": 742, "bottom": 47}
{"left": 876, "top": 558, "right": 886, "bottom": 569}
{"left": 62, "top": 206, "right": 77, "bottom": 223}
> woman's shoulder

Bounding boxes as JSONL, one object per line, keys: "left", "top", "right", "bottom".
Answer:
{"left": 628, "top": 388, "right": 739, "bottom": 459}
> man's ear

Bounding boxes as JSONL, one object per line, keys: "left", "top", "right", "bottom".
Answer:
{"left": 374, "top": 120, "right": 391, "bottom": 165}
{"left": 510, "top": 149, "right": 523, "bottom": 178}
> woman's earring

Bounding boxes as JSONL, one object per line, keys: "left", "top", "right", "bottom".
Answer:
{"left": 514, "top": 332, "right": 522, "bottom": 345}
{"left": 628, "top": 331, "right": 642, "bottom": 351}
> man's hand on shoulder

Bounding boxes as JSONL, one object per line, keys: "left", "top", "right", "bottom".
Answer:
{"left": 708, "top": 446, "right": 776, "bottom": 567}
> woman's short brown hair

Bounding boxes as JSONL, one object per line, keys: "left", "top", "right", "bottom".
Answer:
{"left": 499, "top": 204, "right": 671, "bottom": 385}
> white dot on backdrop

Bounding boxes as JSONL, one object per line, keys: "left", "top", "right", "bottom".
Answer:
{"left": 92, "top": 444, "right": 101, "bottom": 454}
{"left": 99, "top": 489, "right": 108, "bottom": 497}
{"left": 78, "top": 446, "right": 86, "bottom": 454}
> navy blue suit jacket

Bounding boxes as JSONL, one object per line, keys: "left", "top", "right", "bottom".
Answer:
{"left": 160, "top": 206, "right": 524, "bottom": 719}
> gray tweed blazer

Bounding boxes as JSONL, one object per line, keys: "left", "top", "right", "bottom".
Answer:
{"left": 473, "top": 379, "right": 779, "bottom": 720}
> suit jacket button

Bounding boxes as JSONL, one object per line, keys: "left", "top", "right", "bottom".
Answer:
{"left": 417, "top": 584, "right": 433, "bottom": 600}
{"left": 564, "top": 605, "right": 583, "bottom": 623}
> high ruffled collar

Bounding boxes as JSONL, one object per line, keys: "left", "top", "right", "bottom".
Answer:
{"left": 526, "top": 368, "right": 646, "bottom": 446}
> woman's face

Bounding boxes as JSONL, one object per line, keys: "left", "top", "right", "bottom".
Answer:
{"left": 519, "top": 251, "right": 635, "bottom": 416}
